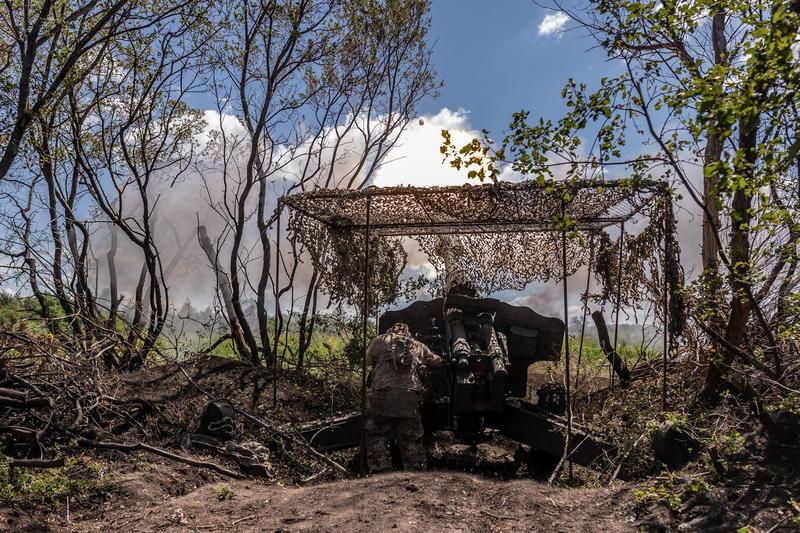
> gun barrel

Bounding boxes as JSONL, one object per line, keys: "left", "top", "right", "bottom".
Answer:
{"left": 446, "top": 308, "right": 471, "bottom": 368}
{"left": 478, "top": 313, "right": 508, "bottom": 379}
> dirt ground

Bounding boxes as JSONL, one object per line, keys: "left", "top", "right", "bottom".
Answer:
{"left": 4, "top": 356, "right": 639, "bottom": 533}
{"left": 60, "top": 470, "right": 635, "bottom": 532}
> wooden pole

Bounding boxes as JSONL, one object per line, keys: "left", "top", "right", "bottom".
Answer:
{"left": 360, "top": 195, "right": 372, "bottom": 476}
{"left": 611, "top": 221, "right": 625, "bottom": 393}
{"left": 575, "top": 233, "right": 595, "bottom": 391}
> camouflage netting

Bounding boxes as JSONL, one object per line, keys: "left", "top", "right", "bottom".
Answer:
{"left": 283, "top": 179, "right": 682, "bottom": 333}
{"left": 415, "top": 232, "right": 587, "bottom": 295}
{"left": 592, "top": 196, "right": 685, "bottom": 336}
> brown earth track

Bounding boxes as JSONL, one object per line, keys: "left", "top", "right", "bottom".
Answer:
{"left": 69, "top": 471, "right": 636, "bottom": 532}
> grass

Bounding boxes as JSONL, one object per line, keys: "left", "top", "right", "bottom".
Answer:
{"left": 569, "top": 336, "right": 661, "bottom": 368}
{"left": 215, "top": 484, "right": 235, "bottom": 501}
{"left": 0, "top": 454, "right": 113, "bottom": 503}
{"left": 0, "top": 293, "right": 53, "bottom": 334}
{"left": 186, "top": 324, "right": 352, "bottom": 376}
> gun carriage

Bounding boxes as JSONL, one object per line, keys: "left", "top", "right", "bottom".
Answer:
{"left": 296, "top": 293, "right": 621, "bottom": 474}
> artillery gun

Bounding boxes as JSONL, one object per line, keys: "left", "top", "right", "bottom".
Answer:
{"left": 298, "top": 293, "right": 622, "bottom": 476}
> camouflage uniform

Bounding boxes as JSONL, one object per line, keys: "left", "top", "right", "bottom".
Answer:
{"left": 365, "top": 326, "right": 445, "bottom": 472}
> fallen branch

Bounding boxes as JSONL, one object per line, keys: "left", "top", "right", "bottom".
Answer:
{"left": 300, "top": 467, "right": 329, "bottom": 484}
{"left": 76, "top": 437, "right": 242, "bottom": 478}
{"left": 0, "top": 387, "right": 28, "bottom": 400}
{"left": 0, "top": 394, "right": 53, "bottom": 409}
{"left": 0, "top": 425, "right": 38, "bottom": 439}
{"left": 547, "top": 496, "right": 561, "bottom": 509}
{"left": 9, "top": 457, "right": 65, "bottom": 468}
{"left": 480, "top": 509, "right": 514, "bottom": 521}
{"left": 232, "top": 515, "right": 257, "bottom": 525}
{"left": 201, "top": 334, "right": 233, "bottom": 354}
{"left": 9, "top": 374, "right": 49, "bottom": 397}
{"left": 547, "top": 447, "right": 567, "bottom": 485}
{"left": 591, "top": 311, "right": 631, "bottom": 388}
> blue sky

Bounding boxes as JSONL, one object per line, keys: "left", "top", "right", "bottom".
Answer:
{"left": 421, "top": 1, "right": 609, "bottom": 137}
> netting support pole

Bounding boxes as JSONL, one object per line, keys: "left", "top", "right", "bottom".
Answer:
{"left": 560, "top": 200, "right": 573, "bottom": 481}
{"left": 360, "top": 195, "right": 372, "bottom": 477}
{"left": 575, "top": 233, "right": 595, "bottom": 391}
{"left": 611, "top": 221, "right": 625, "bottom": 393}
{"left": 273, "top": 200, "right": 283, "bottom": 410}
{"left": 662, "top": 203, "right": 670, "bottom": 412}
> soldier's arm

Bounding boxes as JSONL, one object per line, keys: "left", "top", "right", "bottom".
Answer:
{"left": 418, "top": 342, "right": 446, "bottom": 367}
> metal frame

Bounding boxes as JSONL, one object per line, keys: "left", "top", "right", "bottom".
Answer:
{"left": 274, "top": 180, "right": 673, "bottom": 475}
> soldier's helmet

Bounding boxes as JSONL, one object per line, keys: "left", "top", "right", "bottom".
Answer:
{"left": 446, "top": 281, "right": 479, "bottom": 298}
{"left": 387, "top": 322, "right": 411, "bottom": 337}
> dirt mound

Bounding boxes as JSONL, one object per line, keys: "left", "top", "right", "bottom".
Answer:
{"left": 68, "top": 471, "right": 635, "bottom": 532}
{"left": 112, "top": 355, "right": 358, "bottom": 425}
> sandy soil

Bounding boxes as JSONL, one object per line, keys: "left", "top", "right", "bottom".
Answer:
{"left": 62, "top": 471, "right": 635, "bottom": 533}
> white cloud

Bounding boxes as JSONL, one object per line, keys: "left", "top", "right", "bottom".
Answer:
{"left": 537, "top": 11, "right": 569, "bottom": 37}
{"left": 372, "top": 107, "right": 483, "bottom": 187}
{"left": 195, "top": 109, "right": 247, "bottom": 151}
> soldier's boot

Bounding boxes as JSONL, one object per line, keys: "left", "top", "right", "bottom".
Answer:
{"left": 396, "top": 417, "right": 426, "bottom": 471}
{"left": 365, "top": 417, "right": 392, "bottom": 473}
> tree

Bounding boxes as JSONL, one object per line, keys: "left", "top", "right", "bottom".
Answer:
{"left": 0, "top": 0, "right": 196, "bottom": 183}
{"left": 0, "top": 0, "right": 436, "bottom": 371}
{"left": 0, "top": 0, "right": 207, "bottom": 369}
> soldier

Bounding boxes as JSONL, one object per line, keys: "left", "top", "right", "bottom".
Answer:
{"left": 365, "top": 322, "right": 446, "bottom": 472}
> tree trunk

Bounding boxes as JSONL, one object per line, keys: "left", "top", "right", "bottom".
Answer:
{"left": 590, "top": 311, "right": 632, "bottom": 387}
{"left": 255, "top": 161, "right": 272, "bottom": 364}
{"left": 198, "top": 225, "right": 254, "bottom": 363}
{"left": 38, "top": 121, "right": 79, "bottom": 337}
{"left": 700, "top": 9, "right": 727, "bottom": 340}
{"left": 106, "top": 226, "right": 121, "bottom": 331}
{"left": 122, "top": 261, "right": 148, "bottom": 367}
{"left": 704, "top": 113, "right": 759, "bottom": 393}
{"left": 297, "top": 268, "right": 320, "bottom": 371}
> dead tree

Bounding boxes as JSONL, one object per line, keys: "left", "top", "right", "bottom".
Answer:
{"left": 198, "top": 224, "right": 252, "bottom": 362}
{"left": 590, "top": 311, "right": 631, "bottom": 388}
